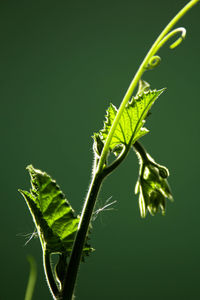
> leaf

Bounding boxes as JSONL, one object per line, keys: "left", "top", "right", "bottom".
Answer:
{"left": 136, "top": 79, "right": 151, "bottom": 96}
{"left": 92, "top": 132, "right": 104, "bottom": 157}
{"left": 98, "top": 89, "right": 165, "bottom": 155}
{"left": 19, "top": 165, "right": 93, "bottom": 256}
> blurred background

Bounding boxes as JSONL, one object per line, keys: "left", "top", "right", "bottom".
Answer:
{"left": 0, "top": 0, "right": 200, "bottom": 299}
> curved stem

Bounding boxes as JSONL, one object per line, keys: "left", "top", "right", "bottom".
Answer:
{"left": 102, "top": 145, "right": 128, "bottom": 177}
{"left": 43, "top": 249, "right": 59, "bottom": 299}
{"left": 133, "top": 141, "right": 149, "bottom": 163}
{"left": 97, "top": 0, "right": 199, "bottom": 173}
{"left": 133, "top": 142, "right": 170, "bottom": 179}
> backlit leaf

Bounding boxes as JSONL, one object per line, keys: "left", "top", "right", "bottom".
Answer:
{"left": 95, "top": 89, "right": 164, "bottom": 156}
{"left": 19, "top": 165, "right": 92, "bottom": 256}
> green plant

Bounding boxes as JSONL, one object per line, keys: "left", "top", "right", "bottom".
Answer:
{"left": 19, "top": 1, "right": 199, "bottom": 299}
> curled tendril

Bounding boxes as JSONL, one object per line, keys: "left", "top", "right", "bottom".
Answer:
{"left": 145, "top": 27, "right": 186, "bottom": 71}
{"left": 157, "top": 27, "right": 186, "bottom": 50}
{"left": 145, "top": 55, "right": 161, "bottom": 70}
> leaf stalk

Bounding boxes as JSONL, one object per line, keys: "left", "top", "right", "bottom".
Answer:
{"left": 43, "top": 250, "right": 59, "bottom": 299}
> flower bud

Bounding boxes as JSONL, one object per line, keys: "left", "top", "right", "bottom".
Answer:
{"left": 134, "top": 145, "right": 173, "bottom": 217}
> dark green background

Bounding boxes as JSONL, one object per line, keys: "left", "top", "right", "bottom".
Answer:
{"left": 1, "top": 0, "right": 200, "bottom": 299}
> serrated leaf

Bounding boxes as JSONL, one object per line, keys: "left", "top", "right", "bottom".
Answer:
{"left": 100, "top": 89, "right": 164, "bottom": 155}
{"left": 19, "top": 165, "right": 92, "bottom": 256}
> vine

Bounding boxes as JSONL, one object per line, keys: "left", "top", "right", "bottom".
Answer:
{"left": 20, "top": 1, "right": 199, "bottom": 300}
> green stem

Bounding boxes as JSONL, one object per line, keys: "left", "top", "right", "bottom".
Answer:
{"left": 62, "top": 172, "right": 104, "bottom": 300}
{"left": 102, "top": 145, "right": 128, "bottom": 177}
{"left": 97, "top": 0, "right": 199, "bottom": 173}
{"left": 133, "top": 141, "right": 149, "bottom": 163}
{"left": 43, "top": 250, "right": 59, "bottom": 299}
{"left": 24, "top": 256, "right": 37, "bottom": 300}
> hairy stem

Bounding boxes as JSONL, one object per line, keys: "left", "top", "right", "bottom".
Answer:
{"left": 61, "top": 172, "right": 104, "bottom": 300}
{"left": 43, "top": 250, "right": 59, "bottom": 299}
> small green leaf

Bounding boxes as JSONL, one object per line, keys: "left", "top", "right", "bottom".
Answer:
{"left": 98, "top": 88, "right": 164, "bottom": 156}
{"left": 136, "top": 79, "right": 151, "bottom": 96}
{"left": 19, "top": 165, "right": 93, "bottom": 256}
{"left": 92, "top": 132, "right": 104, "bottom": 157}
